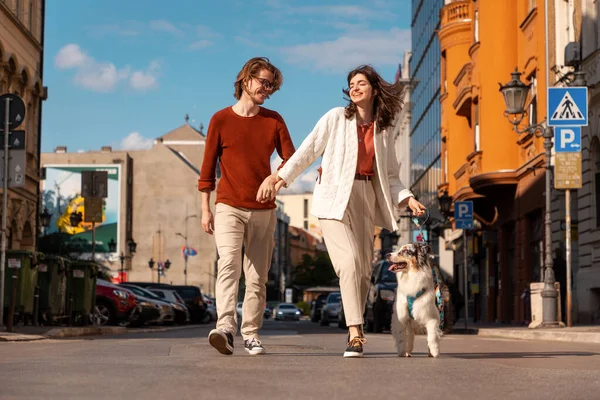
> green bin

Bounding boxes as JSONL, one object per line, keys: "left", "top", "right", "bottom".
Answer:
{"left": 37, "top": 255, "right": 69, "bottom": 323}
{"left": 67, "top": 260, "right": 98, "bottom": 325}
{"left": 2, "top": 250, "right": 40, "bottom": 318}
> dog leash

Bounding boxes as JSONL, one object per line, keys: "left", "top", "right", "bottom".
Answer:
{"left": 409, "top": 208, "right": 445, "bottom": 330}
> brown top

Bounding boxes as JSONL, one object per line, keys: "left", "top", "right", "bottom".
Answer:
{"left": 198, "top": 106, "right": 296, "bottom": 209}
{"left": 356, "top": 122, "right": 375, "bottom": 176}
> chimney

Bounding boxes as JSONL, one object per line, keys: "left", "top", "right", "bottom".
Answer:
{"left": 55, "top": 146, "right": 67, "bottom": 153}
{"left": 101, "top": 146, "right": 112, "bottom": 152}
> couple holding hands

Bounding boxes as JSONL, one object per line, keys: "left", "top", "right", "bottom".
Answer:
{"left": 198, "top": 57, "right": 425, "bottom": 358}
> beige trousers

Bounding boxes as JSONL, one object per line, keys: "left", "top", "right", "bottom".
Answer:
{"left": 214, "top": 203, "right": 276, "bottom": 340}
{"left": 319, "top": 179, "right": 376, "bottom": 326}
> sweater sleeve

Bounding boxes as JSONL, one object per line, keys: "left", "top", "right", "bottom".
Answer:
{"left": 275, "top": 117, "right": 296, "bottom": 170}
{"left": 198, "top": 116, "right": 222, "bottom": 192}
{"left": 277, "top": 108, "right": 336, "bottom": 185}
{"left": 386, "top": 129, "right": 413, "bottom": 207}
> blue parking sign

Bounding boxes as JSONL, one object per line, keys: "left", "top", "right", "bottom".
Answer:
{"left": 548, "top": 87, "right": 588, "bottom": 126}
{"left": 554, "top": 127, "right": 581, "bottom": 152}
{"left": 455, "top": 201, "right": 473, "bottom": 230}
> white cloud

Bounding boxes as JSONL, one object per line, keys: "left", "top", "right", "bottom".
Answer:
{"left": 129, "top": 61, "right": 160, "bottom": 90}
{"left": 281, "top": 28, "right": 411, "bottom": 73}
{"left": 55, "top": 44, "right": 88, "bottom": 69}
{"left": 150, "top": 20, "right": 186, "bottom": 37}
{"left": 271, "top": 156, "right": 319, "bottom": 194}
{"left": 189, "top": 40, "right": 212, "bottom": 50}
{"left": 119, "top": 132, "right": 154, "bottom": 151}
{"left": 55, "top": 44, "right": 160, "bottom": 92}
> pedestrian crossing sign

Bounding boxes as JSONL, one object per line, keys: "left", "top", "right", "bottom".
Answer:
{"left": 548, "top": 87, "right": 588, "bottom": 126}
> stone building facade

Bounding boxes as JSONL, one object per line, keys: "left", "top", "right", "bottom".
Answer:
{"left": 0, "top": 0, "right": 46, "bottom": 250}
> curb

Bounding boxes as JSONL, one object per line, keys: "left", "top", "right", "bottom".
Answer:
{"left": 451, "top": 328, "right": 600, "bottom": 344}
{"left": 0, "top": 333, "right": 47, "bottom": 342}
{"left": 45, "top": 326, "right": 128, "bottom": 338}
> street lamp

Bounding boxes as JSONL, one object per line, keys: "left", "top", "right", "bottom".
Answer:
{"left": 148, "top": 257, "right": 170, "bottom": 284}
{"left": 438, "top": 190, "right": 453, "bottom": 219}
{"left": 499, "top": 69, "right": 560, "bottom": 328}
{"left": 177, "top": 209, "right": 199, "bottom": 285}
{"left": 40, "top": 208, "right": 52, "bottom": 229}
{"left": 116, "top": 239, "right": 137, "bottom": 283}
{"left": 107, "top": 238, "right": 117, "bottom": 253}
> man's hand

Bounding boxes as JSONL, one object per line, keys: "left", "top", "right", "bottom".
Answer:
{"left": 407, "top": 197, "right": 426, "bottom": 217}
{"left": 257, "top": 173, "right": 278, "bottom": 203}
{"left": 274, "top": 179, "right": 287, "bottom": 192}
{"left": 202, "top": 209, "right": 214, "bottom": 235}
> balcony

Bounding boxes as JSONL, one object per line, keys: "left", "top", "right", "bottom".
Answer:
{"left": 440, "top": 0, "right": 472, "bottom": 27}
{"left": 452, "top": 62, "right": 473, "bottom": 116}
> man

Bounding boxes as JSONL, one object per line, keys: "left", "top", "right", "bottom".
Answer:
{"left": 198, "top": 57, "right": 295, "bottom": 356}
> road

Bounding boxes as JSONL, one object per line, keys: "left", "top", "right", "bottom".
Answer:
{"left": 1, "top": 319, "right": 599, "bottom": 400}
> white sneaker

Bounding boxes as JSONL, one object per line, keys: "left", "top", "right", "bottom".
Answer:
{"left": 244, "top": 337, "right": 265, "bottom": 355}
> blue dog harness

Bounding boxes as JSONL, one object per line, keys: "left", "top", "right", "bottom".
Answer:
{"left": 407, "top": 288, "right": 425, "bottom": 320}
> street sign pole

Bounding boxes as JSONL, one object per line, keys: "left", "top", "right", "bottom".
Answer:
{"left": 463, "top": 228, "right": 468, "bottom": 330}
{"left": 0, "top": 97, "right": 10, "bottom": 328}
{"left": 565, "top": 189, "right": 572, "bottom": 327}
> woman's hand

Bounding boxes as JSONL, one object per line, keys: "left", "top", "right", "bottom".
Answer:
{"left": 257, "top": 174, "right": 278, "bottom": 203}
{"left": 407, "top": 197, "right": 426, "bottom": 217}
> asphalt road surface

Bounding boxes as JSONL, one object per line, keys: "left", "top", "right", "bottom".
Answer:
{"left": 1, "top": 319, "right": 599, "bottom": 400}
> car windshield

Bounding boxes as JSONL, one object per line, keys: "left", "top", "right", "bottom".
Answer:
{"left": 176, "top": 287, "right": 200, "bottom": 299}
{"left": 327, "top": 293, "right": 341, "bottom": 303}
{"left": 379, "top": 262, "right": 397, "bottom": 282}
{"left": 126, "top": 286, "right": 161, "bottom": 300}
{"left": 279, "top": 304, "right": 296, "bottom": 309}
{"left": 173, "top": 292, "right": 185, "bottom": 303}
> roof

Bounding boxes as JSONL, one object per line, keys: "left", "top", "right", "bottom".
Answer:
{"left": 156, "top": 123, "right": 205, "bottom": 142}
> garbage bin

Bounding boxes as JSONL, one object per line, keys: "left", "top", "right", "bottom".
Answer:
{"left": 67, "top": 260, "right": 98, "bottom": 326}
{"left": 37, "top": 255, "right": 69, "bottom": 324}
{"left": 2, "top": 250, "right": 40, "bottom": 324}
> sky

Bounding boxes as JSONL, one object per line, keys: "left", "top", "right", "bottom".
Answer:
{"left": 42, "top": 0, "right": 412, "bottom": 192}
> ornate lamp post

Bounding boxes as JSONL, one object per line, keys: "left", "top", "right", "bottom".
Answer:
{"left": 438, "top": 190, "right": 453, "bottom": 220}
{"left": 148, "top": 257, "right": 170, "bottom": 283}
{"left": 40, "top": 208, "right": 52, "bottom": 232}
{"left": 118, "top": 239, "right": 137, "bottom": 283}
{"left": 499, "top": 69, "right": 560, "bottom": 328}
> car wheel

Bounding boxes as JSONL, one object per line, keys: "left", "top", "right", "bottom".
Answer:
{"left": 92, "top": 300, "right": 114, "bottom": 326}
{"left": 320, "top": 316, "right": 328, "bottom": 326}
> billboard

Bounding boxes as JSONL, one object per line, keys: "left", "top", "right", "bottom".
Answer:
{"left": 40, "top": 165, "right": 121, "bottom": 259}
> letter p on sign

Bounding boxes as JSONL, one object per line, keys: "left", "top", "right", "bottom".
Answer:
{"left": 555, "top": 127, "right": 581, "bottom": 153}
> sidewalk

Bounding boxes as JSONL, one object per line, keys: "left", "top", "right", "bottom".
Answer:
{"left": 450, "top": 321, "right": 600, "bottom": 344}
{"left": 0, "top": 324, "right": 202, "bottom": 342}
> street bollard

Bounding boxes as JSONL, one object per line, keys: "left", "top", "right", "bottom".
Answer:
{"left": 33, "top": 285, "right": 40, "bottom": 327}
{"left": 6, "top": 273, "right": 18, "bottom": 332}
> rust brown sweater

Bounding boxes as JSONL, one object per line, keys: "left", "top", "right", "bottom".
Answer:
{"left": 198, "top": 106, "right": 295, "bottom": 209}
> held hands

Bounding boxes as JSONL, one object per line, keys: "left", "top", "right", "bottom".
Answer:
{"left": 407, "top": 197, "right": 427, "bottom": 217}
{"left": 256, "top": 173, "right": 288, "bottom": 203}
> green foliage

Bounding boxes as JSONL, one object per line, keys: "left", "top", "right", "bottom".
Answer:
{"left": 292, "top": 251, "right": 337, "bottom": 287}
{"left": 295, "top": 301, "right": 310, "bottom": 315}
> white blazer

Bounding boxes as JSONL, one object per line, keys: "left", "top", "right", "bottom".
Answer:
{"left": 277, "top": 107, "right": 413, "bottom": 231}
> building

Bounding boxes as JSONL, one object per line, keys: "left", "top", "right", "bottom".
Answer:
{"left": 40, "top": 119, "right": 218, "bottom": 295}
{"left": 410, "top": 0, "right": 453, "bottom": 278}
{"left": 270, "top": 199, "right": 291, "bottom": 301}
{"left": 393, "top": 52, "right": 413, "bottom": 249}
{"left": 437, "top": 0, "right": 591, "bottom": 324}
{"left": 276, "top": 192, "right": 322, "bottom": 238}
{"left": 288, "top": 225, "right": 324, "bottom": 268}
{"left": 578, "top": 0, "right": 600, "bottom": 324}
{"left": 0, "top": 0, "right": 46, "bottom": 250}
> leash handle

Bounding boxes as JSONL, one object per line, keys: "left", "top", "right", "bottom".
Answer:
{"left": 410, "top": 207, "right": 430, "bottom": 243}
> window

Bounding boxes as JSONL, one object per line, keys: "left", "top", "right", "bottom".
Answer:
{"left": 303, "top": 199, "right": 308, "bottom": 218}
{"left": 528, "top": 0, "right": 536, "bottom": 12}
{"left": 591, "top": 138, "right": 600, "bottom": 227}
{"left": 441, "top": 51, "right": 447, "bottom": 93}
{"left": 15, "top": 0, "right": 21, "bottom": 19}
{"left": 474, "top": 100, "right": 481, "bottom": 152}
{"left": 303, "top": 220, "right": 308, "bottom": 230}
{"left": 474, "top": 10, "right": 479, "bottom": 42}
{"left": 528, "top": 74, "right": 538, "bottom": 126}
{"left": 29, "top": 0, "right": 33, "bottom": 31}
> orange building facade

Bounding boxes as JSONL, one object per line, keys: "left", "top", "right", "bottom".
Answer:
{"left": 438, "top": 0, "right": 550, "bottom": 324}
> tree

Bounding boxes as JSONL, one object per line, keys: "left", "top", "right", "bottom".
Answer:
{"left": 292, "top": 251, "right": 337, "bottom": 287}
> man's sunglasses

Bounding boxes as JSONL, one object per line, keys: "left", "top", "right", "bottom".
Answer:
{"left": 254, "top": 77, "right": 274, "bottom": 90}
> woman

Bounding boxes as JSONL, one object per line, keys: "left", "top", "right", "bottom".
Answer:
{"left": 258, "top": 65, "right": 426, "bottom": 358}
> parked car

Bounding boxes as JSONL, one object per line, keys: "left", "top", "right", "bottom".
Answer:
{"left": 236, "top": 302, "right": 243, "bottom": 318}
{"left": 364, "top": 260, "right": 397, "bottom": 333}
{"left": 310, "top": 294, "right": 328, "bottom": 322}
{"left": 119, "top": 284, "right": 177, "bottom": 325}
{"left": 147, "top": 287, "right": 191, "bottom": 324}
{"left": 273, "top": 303, "right": 302, "bottom": 321}
{"left": 320, "top": 292, "right": 341, "bottom": 326}
{"left": 170, "top": 285, "right": 206, "bottom": 323}
{"left": 93, "top": 280, "right": 140, "bottom": 326}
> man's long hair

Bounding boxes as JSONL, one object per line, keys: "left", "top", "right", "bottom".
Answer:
{"left": 343, "top": 65, "right": 404, "bottom": 131}
{"left": 233, "top": 57, "right": 283, "bottom": 100}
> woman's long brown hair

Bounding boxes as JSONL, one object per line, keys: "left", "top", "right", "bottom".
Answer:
{"left": 343, "top": 65, "right": 404, "bottom": 132}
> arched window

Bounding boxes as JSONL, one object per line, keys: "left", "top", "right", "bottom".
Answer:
{"left": 591, "top": 137, "right": 600, "bottom": 228}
